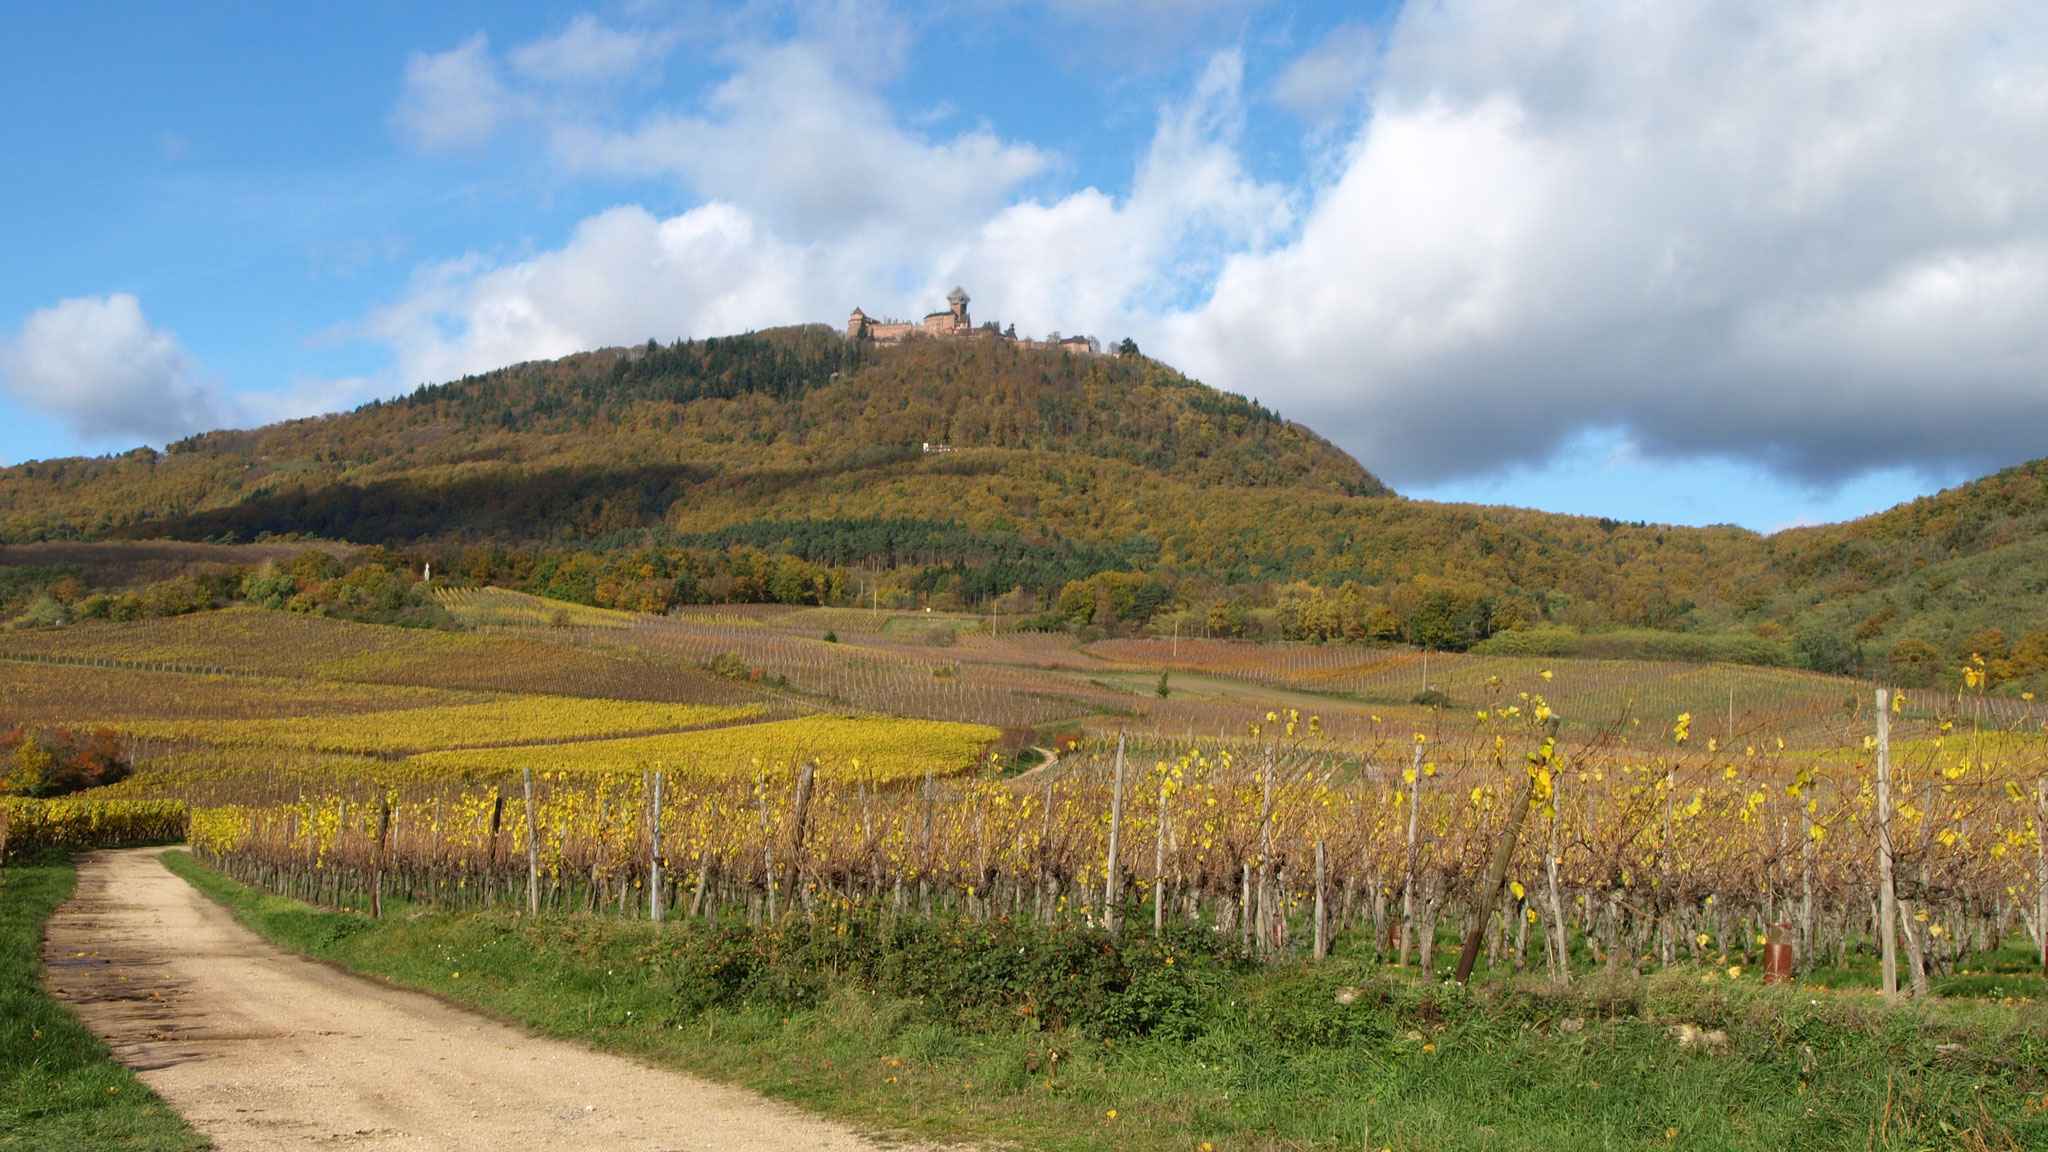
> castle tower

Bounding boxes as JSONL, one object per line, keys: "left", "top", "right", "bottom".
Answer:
{"left": 848, "top": 306, "right": 869, "bottom": 340}
{"left": 946, "top": 286, "right": 970, "bottom": 327}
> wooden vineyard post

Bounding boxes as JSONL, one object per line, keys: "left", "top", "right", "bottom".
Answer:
{"left": 1103, "top": 735, "right": 1126, "bottom": 936}
{"left": 1153, "top": 765, "right": 1169, "bottom": 937}
{"left": 2037, "top": 777, "right": 2047, "bottom": 977}
{"left": 1453, "top": 753, "right": 1539, "bottom": 985}
{"left": 1800, "top": 801, "right": 1816, "bottom": 974}
{"left": 783, "top": 761, "right": 816, "bottom": 921}
{"left": 523, "top": 767, "right": 540, "bottom": 918}
{"left": 334, "top": 801, "right": 347, "bottom": 910}
{"left": 1399, "top": 740, "right": 1422, "bottom": 967}
{"left": 759, "top": 775, "right": 777, "bottom": 924}
{"left": 650, "top": 770, "right": 664, "bottom": 925}
{"left": 918, "top": 772, "right": 934, "bottom": 917}
{"left": 1255, "top": 748, "right": 1276, "bottom": 957}
{"left": 1876, "top": 689, "right": 1898, "bottom": 1002}
{"left": 1544, "top": 806, "right": 1569, "bottom": 988}
{"left": 372, "top": 798, "right": 390, "bottom": 920}
{"left": 1313, "top": 840, "right": 1329, "bottom": 960}
{"left": 488, "top": 790, "right": 504, "bottom": 875}
{"left": 1662, "top": 766, "right": 1676, "bottom": 967}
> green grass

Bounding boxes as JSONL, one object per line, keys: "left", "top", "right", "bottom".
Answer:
{"left": 161, "top": 851, "right": 2048, "bottom": 1152}
{"left": 0, "top": 861, "right": 204, "bottom": 1151}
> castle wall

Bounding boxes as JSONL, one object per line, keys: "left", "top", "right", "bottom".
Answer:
{"left": 854, "top": 291, "right": 1101, "bottom": 350}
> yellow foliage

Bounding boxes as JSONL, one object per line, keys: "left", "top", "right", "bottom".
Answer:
{"left": 0, "top": 797, "right": 188, "bottom": 861}
{"left": 118, "top": 697, "right": 764, "bottom": 757}
{"left": 406, "top": 715, "right": 999, "bottom": 783}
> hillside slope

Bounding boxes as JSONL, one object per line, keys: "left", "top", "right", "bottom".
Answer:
{"left": 0, "top": 327, "right": 1756, "bottom": 597}
{"left": 0, "top": 327, "right": 1379, "bottom": 535}
{"left": 0, "top": 326, "right": 2044, "bottom": 681}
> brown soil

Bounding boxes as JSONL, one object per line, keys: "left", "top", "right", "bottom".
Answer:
{"left": 44, "top": 848, "right": 931, "bottom": 1151}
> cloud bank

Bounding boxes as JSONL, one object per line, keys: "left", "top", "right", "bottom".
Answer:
{"left": 0, "top": 294, "right": 224, "bottom": 446}
{"left": 371, "top": 0, "right": 2048, "bottom": 491}
{"left": 0, "top": 296, "right": 390, "bottom": 455}
{"left": 1172, "top": 0, "right": 2048, "bottom": 485}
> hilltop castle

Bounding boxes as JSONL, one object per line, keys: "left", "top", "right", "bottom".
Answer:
{"left": 847, "top": 288, "right": 1099, "bottom": 354}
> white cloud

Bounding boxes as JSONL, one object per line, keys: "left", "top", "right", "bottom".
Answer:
{"left": 1040, "top": 0, "right": 1260, "bottom": 13}
{"left": 1271, "top": 23, "right": 1376, "bottom": 120}
{"left": 929, "top": 52, "right": 1289, "bottom": 339}
{"left": 391, "top": 33, "right": 509, "bottom": 151}
{"left": 1033, "top": 0, "right": 1269, "bottom": 41}
{"left": 510, "top": 16, "right": 664, "bottom": 85}
{"left": 0, "top": 295, "right": 226, "bottom": 446}
{"left": 391, "top": 23, "right": 1046, "bottom": 261}
{"left": 0, "top": 296, "right": 382, "bottom": 451}
{"left": 365, "top": 1, "right": 2048, "bottom": 496}
{"left": 1166, "top": 0, "right": 2048, "bottom": 485}
{"left": 550, "top": 41, "right": 1049, "bottom": 243}
{"left": 233, "top": 375, "right": 389, "bottom": 428}
{"left": 362, "top": 26, "right": 1078, "bottom": 382}
{"left": 362, "top": 48, "right": 1283, "bottom": 382}
{"left": 364, "top": 203, "right": 814, "bottom": 387}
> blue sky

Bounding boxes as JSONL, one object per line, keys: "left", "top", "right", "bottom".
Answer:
{"left": 4, "top": 1, "right": 2043, "bottom": 533}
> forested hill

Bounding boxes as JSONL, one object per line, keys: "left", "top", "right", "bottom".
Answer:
{"left": 0, "top": 325, "right": 1383, "bottom": 545}
{"left": 3, "top": 324, "right": 2048, "bottom": 684}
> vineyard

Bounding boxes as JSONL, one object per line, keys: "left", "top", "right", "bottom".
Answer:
{"left": 0, "top": 609, "right": 771, "bottom": 704}
{"left": 0, "top": 797, "right": 188, "bottom": 862}
{"left": 185, "top": 689, "right": 2048, "bottom": 999}
{"left": 113, "top": 696, "right": 766, "bottom": 758}
{"left": 7, "top": 600, "right": 2048, "bottom": 1000}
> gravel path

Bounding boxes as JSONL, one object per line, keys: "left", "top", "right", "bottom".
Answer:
{"left": 44, "top": 848, "right": 920, "bottom": 1152}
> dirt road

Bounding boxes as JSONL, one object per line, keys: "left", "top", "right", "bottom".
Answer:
{"left": 44, "top": 848, "right": 922, "bottom": 1151}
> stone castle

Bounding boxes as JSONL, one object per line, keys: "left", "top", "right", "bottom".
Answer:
{"left": 847, "top": 287, "right": 1099, "bottom": 354}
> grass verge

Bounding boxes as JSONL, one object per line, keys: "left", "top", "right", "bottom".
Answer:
{"left": 162, "top": 850, "right": 2048, "bottom": 1152}
{"left": 0, "top": 859, "right": 205, "bottom": 1151}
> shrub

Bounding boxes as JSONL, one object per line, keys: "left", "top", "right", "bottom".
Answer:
{"left": 0, "top": 727, "right": 131, "bottom": 797}
{"left": 707, "top": 652, "right": 752, "bottom": 680}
